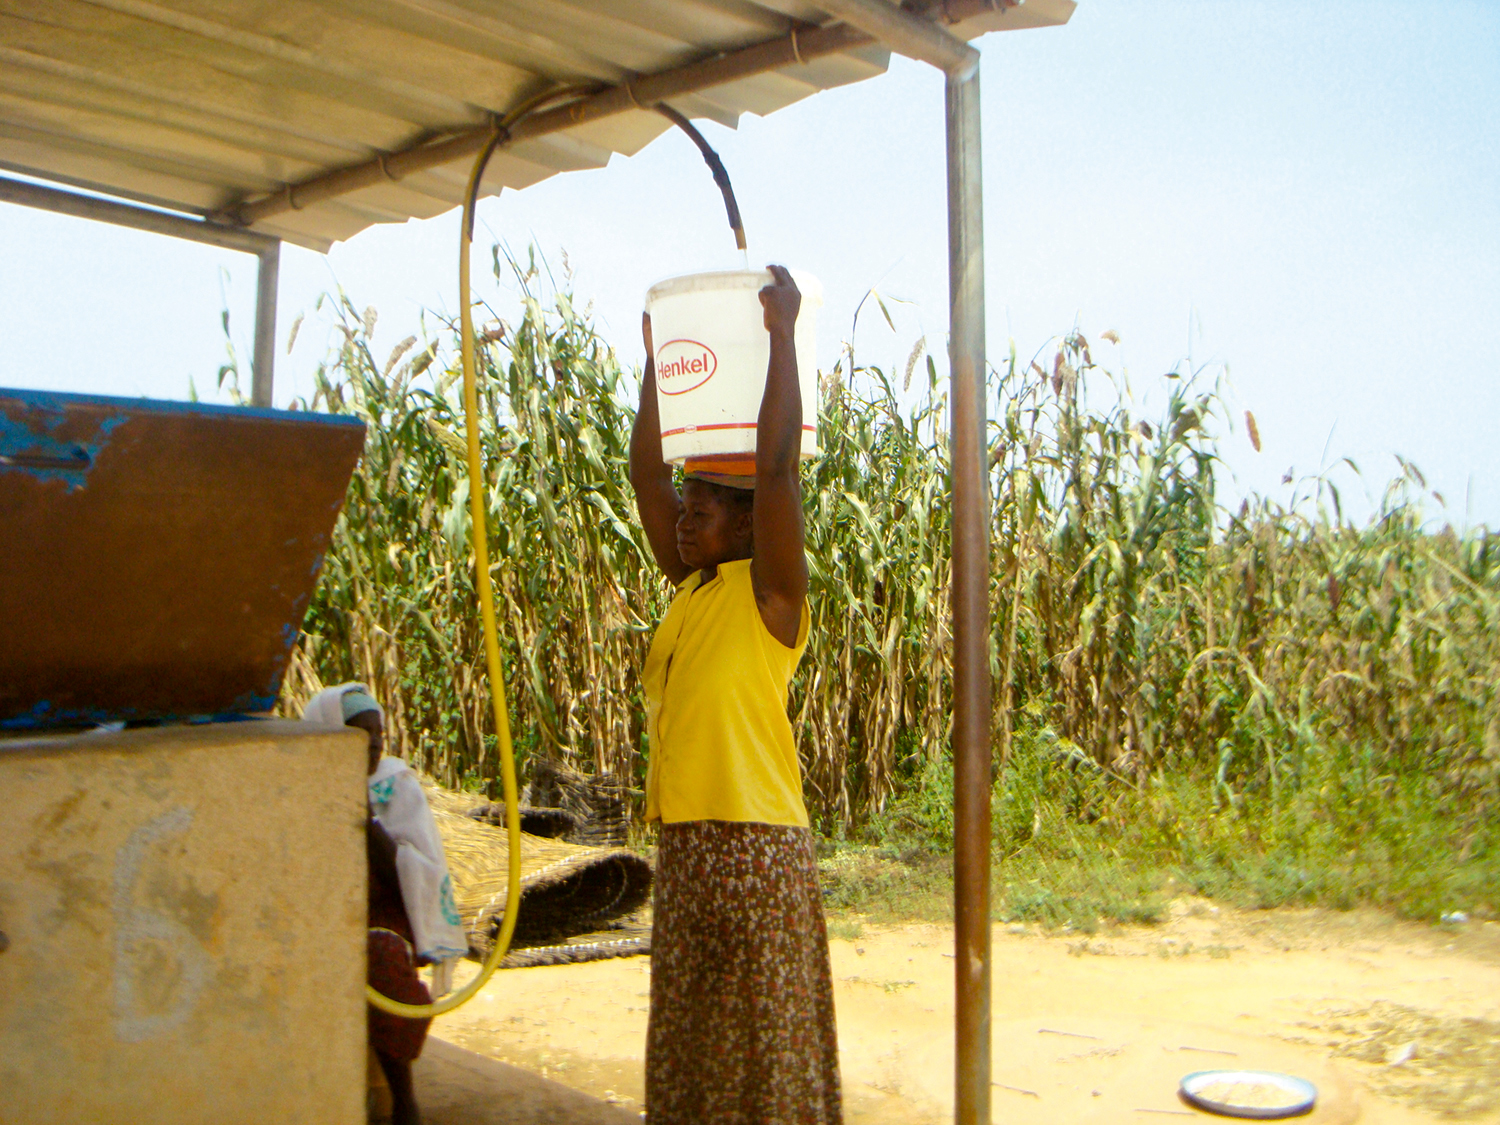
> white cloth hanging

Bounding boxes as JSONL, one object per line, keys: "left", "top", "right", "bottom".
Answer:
{"left": 367, "top": 756, "right": 470, "bottom": 966}
{"left": 303, "top": 683, "right": 470, "bottom": 973}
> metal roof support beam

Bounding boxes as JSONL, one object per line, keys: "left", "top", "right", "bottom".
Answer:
{"left": 816, "top": 7, "right": 991, "bottom": 1125}
{"left": 815, "top": 0, "right": 980, "bottom": 77}
{"left": 0, "top": 174, "right": 278, "bottom": 255}
{"left": 227, "top": 21, "right": 876, "bottom": 228}
{"left": 0, "top": 174, "right": 282, "bottom": 408}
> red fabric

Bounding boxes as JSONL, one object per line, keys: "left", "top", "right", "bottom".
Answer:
{"left": 367, "top": 928, "right": 432, "bottom": 1062}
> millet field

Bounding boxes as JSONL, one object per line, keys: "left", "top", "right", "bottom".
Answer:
{"left": 262, "top": 251, "right": 1498, "bottom": 930}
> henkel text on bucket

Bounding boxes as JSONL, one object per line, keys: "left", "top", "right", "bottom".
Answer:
{"left": 645, "top": 269, "right": 822, "bottom": 465}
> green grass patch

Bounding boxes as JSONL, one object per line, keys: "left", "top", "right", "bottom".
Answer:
{"left": 818, "top": 842, "right": 953, "bottom": 923}
{"left": 825, "top": 918, "right": 865, "bottom": 941}
{"left": 820, "top": 728, "right": 1498, "bottom": 931}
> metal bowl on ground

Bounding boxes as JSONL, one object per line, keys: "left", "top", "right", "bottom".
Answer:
{"left": 1180, "top": 1070, "right": 1317, "bottom": 1119}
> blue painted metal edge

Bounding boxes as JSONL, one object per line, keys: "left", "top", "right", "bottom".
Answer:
{"left": 1, "top": 699, "right": 279, "bottom": 732}
{"left": 0, "top": 385, "right": 365, "bottom": 427}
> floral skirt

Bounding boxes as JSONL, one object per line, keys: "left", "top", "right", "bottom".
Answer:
{"left": 647, "top": 820, "right": 842, "bottom": 1125}
{"left": 367, "top": 927, "right": 432, "bottom": 1062}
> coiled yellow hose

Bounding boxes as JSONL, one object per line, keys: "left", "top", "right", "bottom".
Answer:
{"left": 365, "top": 125, "right": 521, "bottom": 1018}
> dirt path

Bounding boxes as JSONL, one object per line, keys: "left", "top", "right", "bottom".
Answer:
{"left": 433, "top": 903, "right": 1500, "bottom": 1123}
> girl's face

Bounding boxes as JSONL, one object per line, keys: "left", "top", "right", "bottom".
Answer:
{"left": 347, "top": 710, "right": 384, "bottom": 775}
{"left": 676, "top": 479, "right": 752, "bottom": 571}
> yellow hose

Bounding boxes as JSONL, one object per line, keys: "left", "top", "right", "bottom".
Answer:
{"left": 365, "top": 128, "right": 520, "bottom": 1018}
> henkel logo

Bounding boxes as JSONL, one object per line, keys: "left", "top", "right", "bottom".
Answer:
{"left": 655, "top": 339, "right": 717, "bottom": 394}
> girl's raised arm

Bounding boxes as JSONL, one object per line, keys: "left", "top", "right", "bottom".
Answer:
{"left": 630, "top": 312, "right": 692, "bottom": 586}
{"left": 750, "top": 265, "right": 809, "bottom": 648}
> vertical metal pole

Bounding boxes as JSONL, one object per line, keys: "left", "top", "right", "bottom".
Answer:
{"left": 251, "top": 239, "right": 281, "bottom": 408}
{"left": 947, "top": 62, "right": 992, "bottom": 1125}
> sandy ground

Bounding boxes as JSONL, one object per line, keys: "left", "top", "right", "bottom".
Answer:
{"left": 433, "top": 903, "right": 1500, "bottom": 1123}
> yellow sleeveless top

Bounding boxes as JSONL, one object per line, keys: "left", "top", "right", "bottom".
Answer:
{"left": 643, "top": 558, "right": 810, "bottom": 826}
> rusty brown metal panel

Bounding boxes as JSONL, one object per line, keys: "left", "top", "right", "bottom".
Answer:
{"left": 0, "top": 389, "right": 364, "bottom": 725}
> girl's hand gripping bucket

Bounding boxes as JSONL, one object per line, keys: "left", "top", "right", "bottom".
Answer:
{"left": 645, "top": 269, "right": 822, "bottom": 466}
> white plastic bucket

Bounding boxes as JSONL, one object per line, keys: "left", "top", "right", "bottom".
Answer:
{"left": 645, "top": 269, "right": 822, "bottom": 466}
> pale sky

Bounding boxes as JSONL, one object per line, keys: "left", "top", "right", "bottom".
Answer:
{"left": 3, "top": 1, "right": 1496, "bottom": 525}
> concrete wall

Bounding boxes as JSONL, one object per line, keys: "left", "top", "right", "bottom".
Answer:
{"left": 0, "top": 721, "right": 368, "bottom": 1124}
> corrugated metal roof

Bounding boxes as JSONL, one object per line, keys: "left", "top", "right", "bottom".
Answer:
{"left": 0, "top": 0, "right": 1072, "bottom": 251}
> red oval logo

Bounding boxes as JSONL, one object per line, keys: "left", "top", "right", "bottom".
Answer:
{"left": 655, "top": 338, "right": 718, "bottom": 395}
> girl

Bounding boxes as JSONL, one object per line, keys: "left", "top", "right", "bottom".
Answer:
{"left": 629, "top": 266, "right": 840, "bottom": 1125}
